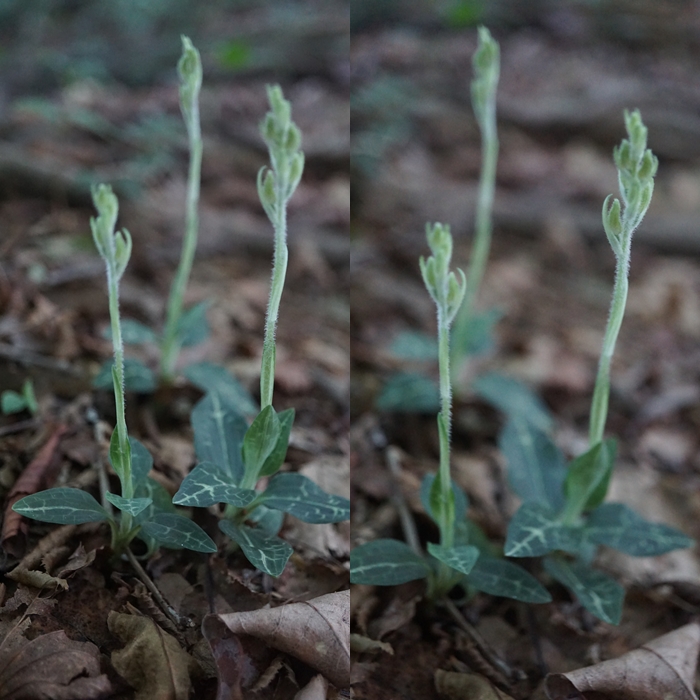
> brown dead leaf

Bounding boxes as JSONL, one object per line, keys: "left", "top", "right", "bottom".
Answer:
{"left": 108, "top": 611, "right": 193, "bottom": 700}
{"left": 203, "top": 590, "right": 350, "bottom": 690}
{"left": 0, "top": 630, "right": 111, "bottom": 699}
{"left": 367, "top": 589, "right": 422, "bottom": 641}
{"left": 545, "top": 622, "right": 700, "bottom": 700}
{"left": 285, "top": 457, "right": 350, "bottom": 561}
{"left": 2, "top": 424, "right": 69, "bottom": 558}
{"left": 293, "top": 674, "right": 329, "bottom": 700}
{"left": 349, "top": 633, "right": 393, "bottom": 655}
{"left": 435, "top": 669, "right": 515, "bottom": 700}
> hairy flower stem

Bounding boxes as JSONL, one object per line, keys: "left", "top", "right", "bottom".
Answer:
{"left": 260, "top": 203, "right": 288, "bottom": 409}
{"left": 161, "top": 137, "right": 202, "bottom": 380}
{"left": 457, "top": 88, "right": 498, "bottom": 345}
{"left": 437, "top": 310, "right": 453, "bottom": 551}
{"left": 435, "top": 310, "right": 456, "bottom": 594}
{"left": 588, "top": 263, "right": 629, "bottom": 447}
{"left": 106, "top": 269, "right": 131, "bottom": 496}
{"left": 161, "top": 37, "right": 203, "bottom": 382}
{"left": 588, "top": 109, "right": 657, "bottom": 448}
{"left": 452, "top": 27, "right": 499, "bottom": 377}
{"left": 257, "top": 85, "right": 305, "bottom": 408}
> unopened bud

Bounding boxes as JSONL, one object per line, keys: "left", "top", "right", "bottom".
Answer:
{"left": 286, "top": 152, "right": 305, "bottom": 200}
{"left": 114, "top": 229, "right": 132, "bottom": 279}
{"left": 266, "top": 84, "right": 291, "bottom": 127}
{"left": 285, "top": 123, "right": 301, "bottom": 153}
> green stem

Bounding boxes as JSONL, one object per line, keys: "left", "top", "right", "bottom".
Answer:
{"left": 588, "top": 255, "right": 629, "bottom": 447}
{"left": 106, "top": 266, "right": 133, "bottom": 499}
{"left": 260, "top": 201, "right": 288, "bottom": 409}
{"left": 462, "top": 107, "right": 498, "bottom": 329}
{"left": 161, "top": 113, "right": 203, "bottom": 381}
{"left": 437, "top": 309, "right": 453, "bottom": 550}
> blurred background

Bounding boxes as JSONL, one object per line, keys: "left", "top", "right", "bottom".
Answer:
{"left": 351, "top": 0, "right": 700, "bottom": 419}
{"left": 0, "top": 0, "right": 350, "bottom": 433}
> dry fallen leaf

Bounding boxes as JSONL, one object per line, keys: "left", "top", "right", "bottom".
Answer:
{"left": 293, "top": 674, "right": 329, "bottom": 700}
{"left": 435, "top": 670, "right": 516, "bottom": 700}
{"left": 0, "top": 630, "right": 111, "bottom": 699}
{"left": 108, "top": 611, "right": 193, "bottom": 700}
{"left": 203, "top": 590, "right": 350, "bottom": 690}
{"left": 545, "top": 622, "right": 700, "bottom": 700}
{"left": 2, "top": 425, "right": 68, "bottom": 559}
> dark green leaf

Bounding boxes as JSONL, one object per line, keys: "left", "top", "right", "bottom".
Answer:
{"left": 586, "top": 503, "right": 694, "bottom": 556}
{"left": 350, "top": 539, "right": 431, "bottom": 585}
{"left": 1, "top": 391, "right": 27, "bottom": 414}
{"left": 12, "top": 488, "right": 109, "bottom": 525}
{"left": 93, "top": 359, "right": 156, "bottom": 393}
{"left": 219, "top": 520, "right": 292, "bottom": 577}
{"left": 468, "top": 556, "right": 552, "bottom": 603}
{"left": 259, "top": 408, "right": 294, "bottom": 477}
{"left": 376, "top": 372, "right": 440, "bottom": 413}
{"left": 563, "top": 439, "right": 616, "bottom": 520}
{"left": 105, "top": 492, "right": 152, "bottom": 516}
{"left": 173, "top": 462, "right": 256, "bottom": 508}
{"left": 182, "top": 362, "right": 258, "bottom": 417}
{"left": 499, "top": 417, "right": 566, "bottom": 512}
{"left": 388, "top": 330, "right": 437, "bottom": 361}
{"left": 248, "top": 505, "right": 285, "bottom": 537}
{"left": 427, "top": 543, "right": 479, "bottom": 576}
{"left": 472, "top": 373, "right": 552, "bottom": 431}
{"left": 140, "top": 512, "right": 217, "bottom": 552}
{"left": 420, "top": 474, "right": 468, "bottom": 525}
{"left": 451, "top": 307, "right": 502, "bottom": 359}
{"left": 242, "top": 406, "right": 281, "bottom": 484}
{"left": 256, "top": 473, "right": 350, "bottom": 523}
{"left": 21, "top": 379, "right": 38, "bottom": 415}
{"left": 505, "top": 503, "right": 584, "bottom": 558}
{"left": 176, "top": 301, "right": 210, "bottom": 347}
{"left": 191, "top": 392, "right": 247, "bottom": 482}
{"left": 130, "top": 437, "right": 153, "bottom": 485}
{"left": 543, "top": 556, "right": 624, "bottom": 624}
{"left": 134, "top": 477, "right": 176, "bottom": 527}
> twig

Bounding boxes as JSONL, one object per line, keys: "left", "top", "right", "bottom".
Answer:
{"left": 385, "top": 446, "right": 422, "bottom": 556}
{"left": 0, "top": 342, "right": 83, "bottom": 375}
{"left": 124, "top": 547, "right": 193, "bottom": 629}
{"left": 0, "top": 418, "right": 40, "bottom": 437}
{"left": 443, "top": 597, "right": 517, "bottom": 684}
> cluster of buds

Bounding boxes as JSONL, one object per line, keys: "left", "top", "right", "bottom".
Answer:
{"left": 419, "top": 223, "right": 467, "bottom": 326}
{"left": 603, "top": 109, "right": 659, "bottom": 259}
{"left": 257, "top": 85, "right": 305, "bottom": 224}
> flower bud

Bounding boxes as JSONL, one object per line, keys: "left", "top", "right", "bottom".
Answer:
{"left": 266, "top": 85, "right": 291, "bottom": 128}
{"left": 257, "top": 167, "right": 277, "bottom": 220}
{"left": 178, "top": 36, "right": 202, "bottom": 125}
{"left": 285, "top": 123, "right": 301, "bottom": 154}
{"left": 286, "top": 152, "right": 305, "bottom": 199}
{"left": 420, "top": 256, "right": 438, "bottom": 301}
{"left": 114, "top": 229, "right": 132, "bottom": 280}
{"left": 638, "top": 150, "right": 658, "bottom": 181}
{"left": 446, "top": 269, "right": 467, "bottom": 322}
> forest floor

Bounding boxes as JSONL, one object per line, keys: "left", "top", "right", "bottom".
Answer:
{"left": 351, "top": 6, "right": 700, "bottom": 700}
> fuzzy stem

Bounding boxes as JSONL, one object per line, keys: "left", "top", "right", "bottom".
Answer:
{"left": 260, "top": 200, "right": 288, "bottom": 408}
{"left": 459, "top": 101, "right": 498, "bottom": 336}
{"left": 589, "top": 251, "right": 629, "bottom": 446}
{"left": 161, "top": 113, "right": 202, "bottom": 381}
{"left": 437, "top": 309, "right": 453, "bottom": 550}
